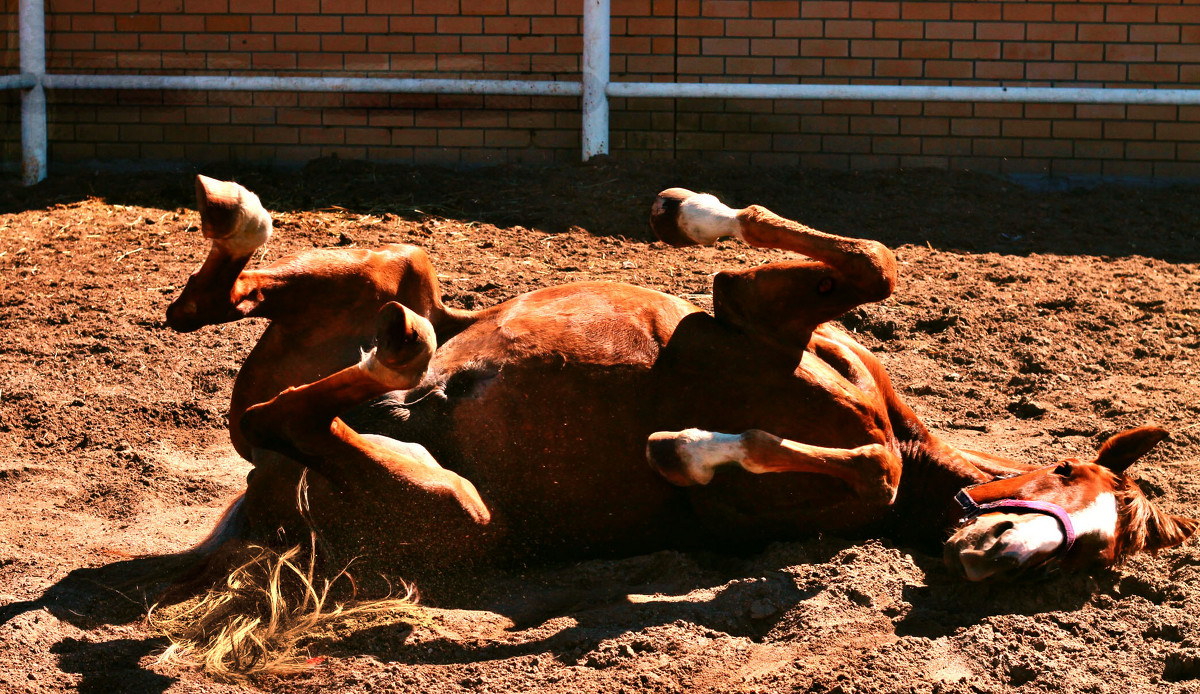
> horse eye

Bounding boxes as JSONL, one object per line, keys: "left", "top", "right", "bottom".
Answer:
{"left": 1054, "top": 462, "right": 1074, "bottom": 477}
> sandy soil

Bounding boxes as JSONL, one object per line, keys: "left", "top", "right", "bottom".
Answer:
{"left": 2, "top": 159, "right": 1200, "bottom": 694}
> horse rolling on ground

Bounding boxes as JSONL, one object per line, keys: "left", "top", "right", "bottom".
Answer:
{"left": 167, "top": 175, "right": 1196, "bottom": 588}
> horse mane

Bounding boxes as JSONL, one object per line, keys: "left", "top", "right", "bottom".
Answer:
{"left": 1113, "top": 477, "right": 1199, "bottom": 560}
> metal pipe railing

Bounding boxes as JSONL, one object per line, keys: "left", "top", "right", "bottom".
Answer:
{"left": 606, "top": 81, "right": 1200, "bottom": 105}
{"left": 41, "top": 74, "right": 583, "bottom": 96}
{"left": 582, "top": 0, "right": 611, "bottom": 159}
{"left": 18, "top": 0, "right": 47, "bottom": 185}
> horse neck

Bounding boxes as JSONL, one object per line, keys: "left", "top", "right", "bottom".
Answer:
{"left": 888, "top": 435, "right": 1033, "bottom": 548}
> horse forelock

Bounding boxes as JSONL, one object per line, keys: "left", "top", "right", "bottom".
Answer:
{"left": 1112, "top": 476, "right": 1192, "bottom": 561}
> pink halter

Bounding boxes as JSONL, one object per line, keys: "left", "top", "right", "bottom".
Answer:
{"left": 954, "top": 488, "right": 1077, "bottom": 556}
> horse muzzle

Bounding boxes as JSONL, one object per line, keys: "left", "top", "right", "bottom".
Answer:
{"left": 944, "top": 512, "right": 1065, "bottom": 581}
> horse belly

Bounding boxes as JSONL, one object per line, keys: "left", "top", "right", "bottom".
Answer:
{"left": 443, "top": 362, "right": 692, "bottom": 558}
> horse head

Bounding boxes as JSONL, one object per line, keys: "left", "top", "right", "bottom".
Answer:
{"left": 944, "top": 426, "right": 1198, "bottom": 581}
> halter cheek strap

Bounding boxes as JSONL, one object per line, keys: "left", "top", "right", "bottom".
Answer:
{"left": 954, "top": 489, "right": 1077, "bottom": 556}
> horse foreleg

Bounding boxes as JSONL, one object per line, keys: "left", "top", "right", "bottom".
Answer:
{"left": 646, "top": 428, "right": 901, "bottom": 506}
{"left": 239, "top": 302, "right": 491, "bottom": 534}
{"left": 651, "top": 188, "right": 896, "bottom": 301}
{"left": 650, "top": 189, "right": 897, "bottom": 352}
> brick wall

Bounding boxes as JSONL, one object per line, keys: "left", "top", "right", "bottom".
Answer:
{"left": 3, "top": 0, "right": 1200, "bottom": 176}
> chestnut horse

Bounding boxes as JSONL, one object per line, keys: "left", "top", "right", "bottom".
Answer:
{"left": 167, "top": 176, "right": 1195, "bottom": 585}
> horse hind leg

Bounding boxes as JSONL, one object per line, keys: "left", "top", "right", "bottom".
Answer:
{"left": 237, "top": 302, "right": 492, "bottom": 560}
{"left": 646, "top": 428, "right": 901, "bottom": 507}
{"left": 166, "top": 174, "right": 475, "bottom": 339}
{"left": 166, "top": 176, "right": 273, "bottom": 332}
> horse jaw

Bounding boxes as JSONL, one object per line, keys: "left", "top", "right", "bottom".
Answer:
{"left": 943, "top": 493, "right": 1119, "bottom": 581}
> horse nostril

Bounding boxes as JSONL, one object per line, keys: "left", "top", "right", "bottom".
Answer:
{"left": 989, "top": 520, "right": 1015, "bottom": 538}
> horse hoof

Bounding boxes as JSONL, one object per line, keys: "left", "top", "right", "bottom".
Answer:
{"left": 195, "top": 175, "right": 273, "bottom": 257}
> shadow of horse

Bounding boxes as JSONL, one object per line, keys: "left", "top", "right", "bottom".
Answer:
{"left": 0, "top": 539, "right": 1117, "bottom": 689}
{"left": 1, "top": 553, "right": 195, "bottom": 694}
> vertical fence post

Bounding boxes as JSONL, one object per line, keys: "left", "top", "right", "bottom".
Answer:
{"left": 19, "top": 0, "right": 48, "bottom": 185}
{"left": 581, "top": 0, "right": 610, "bottom": 160}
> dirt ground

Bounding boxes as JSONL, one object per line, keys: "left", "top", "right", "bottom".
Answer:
{"left": 2, "top": 159, "right": 1200, "bottom": 694}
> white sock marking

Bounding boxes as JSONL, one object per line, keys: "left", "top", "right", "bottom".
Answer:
{"left": 676, "top": 429, "right": 747, "bottom": 484}
{"left": 677, "top": 194, "right": 743, "bottom": 245}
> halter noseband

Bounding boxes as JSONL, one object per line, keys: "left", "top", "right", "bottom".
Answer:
{"left": 954, "top": 488, "right": 1077, "bottom": 556}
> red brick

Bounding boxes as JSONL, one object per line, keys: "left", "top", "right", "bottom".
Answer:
{"left": 1158, "top": 6, "right": 1200, "bottom": 25}
{"left": 925, "top": 22, "right": 973, "bottom": 41}
{"left": 953, "top": 2, "right": 1001, "bottom": 22}
{"left": 774, "top": 57, "right": 824, "bottom": 76}
{"left": 1026, "top": 62, "right": 1075, "bottom": 81}
{"left": 1106, "top": 5, "right": 1155, "bottom": 24}
{"left": 901, "top": 2, "right": 948, "bottom": 21}
{"left": 1126, "top": 142, "right": 1175, "bottom": 160}
{"left": 925, "top": 60, "right": 973, "bottom": 80}
{"left": 677, "top": 18, "right": 725, "bottom": 36}
{"left": 951, "top": 42, "right": 1000, "bottom": 60}
{"left": 1130, "top": 63, "right": 1179, "bottom": 85}
{"left": 975, "top": 61, "right": 1024, "bottom": 81}
{"left": 702, "top": 37, "right": 749, "bottom": 55}
{"left": 1052, "top": 120, "right": 1102, "bottom": 139}
{"left": 825, "top": 20, "right": 874, "bottom": 39}
{"left": 900, "top": 117, "right": 949, "bottom": 136}
{"left": 724, "top": 19, "right": 773, "bottom": 37}
{"left": 875, "top": 21, "right": 923, "bottom": 40}
{"left": 823, "top": 58, "right": 873, "bottom": 77}
{"left": 1078, "top": 24, "right": 1127, "bottom": 43}
{"left": 849, "top": 115, "right": 899, "bottom": 135}
{"left": 875, "top": 59, "right": 922, "bottom": 78}
{"left": 852, "top": 40, "right": 899, "bottom": 59}
{"left": 976, "top": 23, "right": 1024, "bottom": 41}
{"left": 297, "top": 16, "right": 342, "bottom": 32}
{"left": 1075, "top": 141, "right": 1124, "bottom": 160}
{"left": 1027, "top": 23, "right": 1075, "bottom": 42}
{"left": 1002, "top": 119, "right": 1050, "bottom": 138}
{"left": 1054, "top": 43, "right": 1103, "bottom": 62}
{"left": 1159, "top": 45, "right": 1200, "bottom": 63}
{"left": 800, "top": 39, "right": 849, "bottom": 57}
{"left": 1003, "top": 43, "right": 1051, "bottom": 61}
{"left": 1001, "top": 3, "right": 1052, "bottom": 23}
{"left": 752, "top": 1, "right": 799, "bottom": 19}
{"left": 901, "top": 41, "right": 949, "bottom": 60}
{"left": 1077, "top": 63, "right": 1127, "bottom": 83}
{"left": 1128, "top": 103, "right": 1176, "bottom": 121}
{"left": 1055, "top": 5, "right": 1104, "bottom": 23}
{"left": 801, "top": 1, "right": 850, "bottom": 19}
{"left": 973, "top": 138, "right": 1021, "bottom": 158}
{"left": 1129, "top": 24, "right": 1180, "bottom": 44}
{"left": 872, "top": 136, "right": 919, "bottom": 155}
{"left": 852, "top": 1, "right": 899, "bottom": 20}
{"left": 751, "top": 38, "right": 800, "bottom": 56}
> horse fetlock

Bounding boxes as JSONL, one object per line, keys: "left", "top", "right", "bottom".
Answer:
{"left": 651, "top": 188, "right": 742, "bottom": 247}
{"left": 195, "top": 175, "right": 273, "bottom": 259}
{"left": 647, "top": 429, "right": 746, "bottom": 486}
{"left": 360, "top": 302, "right": 437, "bottom": 391}
{"left": 847, "top": 443, "right": 900, "bottom": 506}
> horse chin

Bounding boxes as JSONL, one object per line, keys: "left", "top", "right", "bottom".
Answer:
{"left": 943, "top": 513, "right": 1064, "bottom": 582}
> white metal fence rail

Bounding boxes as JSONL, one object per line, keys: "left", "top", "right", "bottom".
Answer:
{"left": 9, "top": 0, "right": 1200, "bottom": 185}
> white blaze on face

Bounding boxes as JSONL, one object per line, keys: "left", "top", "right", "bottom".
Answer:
{"left": 677, "top": 194, "right": 743, "bottom": 246}
{"left": 1071, "top": 491, "right": 1119, "bottom": 541}
{"left": 995, "top": 514, "right": 1064, "bottom": 563}
{"left": 674, "top": 429, "right": 747, "bottom": 485}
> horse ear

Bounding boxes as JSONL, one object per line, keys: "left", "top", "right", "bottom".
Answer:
{"left": 1095, "top": 426, "right": 1169, "bottom": 473}
{"left": 1145, "top": 510, "right": 1200, "bottom": 554}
